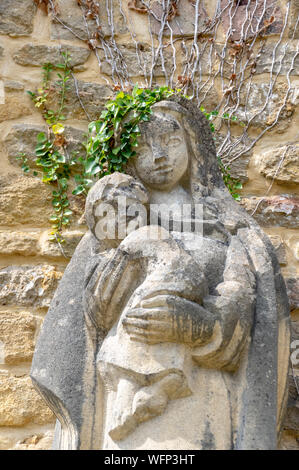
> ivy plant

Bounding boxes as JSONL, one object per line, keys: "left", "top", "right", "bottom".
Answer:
{"left": 24, "top": 52, "right": 75, "bottom": 244}
{"left": 73, "top": 85, "right": 179, "bottom": 196}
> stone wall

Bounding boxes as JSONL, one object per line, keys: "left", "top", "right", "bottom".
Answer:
{"left": 0, "top": 0, "right": 298, "bottom": 450}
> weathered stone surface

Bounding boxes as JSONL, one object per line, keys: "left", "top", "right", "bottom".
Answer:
{"left": 51, "top": 0, "right": 96, "bottom": 40}
{"left": 241, "top": 196, "right": 299, "bottom": 228}
{"left": 0, "top": 311, "right": 36, "bottom": 365}
{"left": 256, "top": 43, "right": 299, "bottom": 75}
{"left": 39, "top": 230, "right": 86, "bottom": 259}
{"left": 286, "top": 278, "right": 299, "bottom": 311}
{"left": 0, "top": 372, "right": 54, "bottom": 426}
{"left": 288, "top": 0, "right": 299, "bottom": 39}
{"left": 32, "top": 98, "right": 290, "bottom": 450}
{"left": 268, "top": 235, "right": 287, "bottom": 266}
{"left": 99, "top": 44, "right": 172, "bottom": 78}
{"left": 291, "top": 320, "right": 299, "bottom": 348}
{"left": 236, "top": 82, "right": 294, "bottom": 128}
{"left": 220, "top": 0, "right": 283, "bottom": 41}
{"left": 0, "top": 230, "right": 85, "bottom": 259}
{"left": 48, "top": 80, "right": 111, "bottom": 120}
{"left": 0, "top": 426, "right": 54, "bottom": 450}
{"left": 0, "top": 231, "right": 39, "bottom": 256}
{"left": 13, "top": 44, "right": 90, "bottom": 69}
{"left": 287, "top": 233, "right": 299, "bottom": 261}
{"left": 215, "top": 134, "right": 253, "bottom": 183}
{"left": 0, "top": 93, "right": 32, "bottom": 123}
{"left": 51, "top": 0, "right": 127, "bottom": 40}
{"left": 0, "top": 0, "right": 36, "bottom": 37}
{"left": 4, "top": 81, "right": 24, "bottom": 92}
{"left": 0, "top": 265, "right": 63, "bottom": 308}
{"left": 284, "top": 372, "right": 299, "bottom": 433}
{"left": 5, "top": 124, "right": 87, "bottom": 166}
{"left": 11, "top": 431, "right": 54, "bottom": 450}
{"left": 4, "top": 125, "right": 44, "bottom": 162}
{"left": 198, "top": 86, "right": 220, "bottom": 113}
{"left": 279, "top": 430, "right": 299, "bottom": 450}
{"left": 0, "top": 175, "right": 52, "bottom": 227}
{"left": 150, "top": 0, "right": 210, "bottom": 37}
{"left": 183, "top": 41, "right": 219, "bottom": 77}
{"left": 0, "top": 46, "right": 3, "bottom": 60}
{"left": 254, "top": 144, "right": 299, "bottom": 184}
{"left": 228, "top": 154, "right": 250, "bottom": 183}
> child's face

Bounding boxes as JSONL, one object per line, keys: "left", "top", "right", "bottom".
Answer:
{"left": 93, "top": 181, "right": 149, "bottom": 243}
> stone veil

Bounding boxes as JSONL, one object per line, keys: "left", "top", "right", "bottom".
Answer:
{"left": 30, "top": 96, "right": 290, "bottom": 450}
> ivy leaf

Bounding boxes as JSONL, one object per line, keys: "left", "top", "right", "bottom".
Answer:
{"left": 84, "top": 158, "right": 98, "bottom": 174}
{"left": 62, "top": 216, "right": 70, "bottom": 225}
{"left": 63, "top": 209, "right": 73, "bottom": 216}
{"left": 37, "top": 132, "right": 47, "bottom": 143}
{"left": 90, "top": 165, "right": 101, "bottom": 176}
{"left": 72, "top": 185, "right": 85, "bottom": 195}
{"left": 112, "top": 146, "right": 121, "bottom": 155}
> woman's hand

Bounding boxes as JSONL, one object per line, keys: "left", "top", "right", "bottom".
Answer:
{"left": 122, "top": 294, "right": 214, "bottom": 346}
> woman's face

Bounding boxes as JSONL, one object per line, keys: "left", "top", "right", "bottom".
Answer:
{"left": 134, "top": 113, "right": 189, "bottom": 190}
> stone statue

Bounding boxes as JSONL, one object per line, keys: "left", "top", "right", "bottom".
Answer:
{"left": 31, "top": 97, "right": 290, "bottom": 450}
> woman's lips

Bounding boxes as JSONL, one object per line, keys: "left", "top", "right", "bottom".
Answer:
{"left": 153, "top": 166, "right": 172, "bottom": 174}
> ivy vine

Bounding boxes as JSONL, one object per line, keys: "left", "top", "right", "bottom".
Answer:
{"left": 74, "top": 85, "right": 179, "bottom": 196}
{"left": 17, "top": 54, "right": 243, "bottom": 245}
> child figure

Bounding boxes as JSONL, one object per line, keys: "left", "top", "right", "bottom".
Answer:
{"left": 83, "top": 173, "right": 211, "bottom": 444}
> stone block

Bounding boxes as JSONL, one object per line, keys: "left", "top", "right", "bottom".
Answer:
{"left": 0, "top": 372, "right": 54, "bottom": 426}
{"left": 279, "top": 430, "right": 299, "bottom": 450}
{"left": 13, "top": 44, "right": 90, "bottom": 69}
{"left": 150, "top": 0, "right": 211, "bottom": 37}
{"left": 5, "top": 124, "right": 87, "bottom": 166}
{"left": 236, "top": 82, "right": 294, "bottom": 128}
{"left": 268, "top": 235, "right": 287, "bottom": 266}
{"left": 254, "top": 144, "right": 299, "bottom": 185}
{"left": 0, "top": 231, "right": 39, "bottom": 256}
{"left": 11, "top": 431, "right": 54, "bottom": 450}
{"left": 255, "top": 43, "right": 299, "bottom": 75}
{"left": 51, "top": 0, "right": 127, "bottom": 40}
{"left": 288, "top": 0, "right": 299, "bottom": 39}
{"left": 241, "top": 196, "right": 299, "bottom": 228}
{"left": 0, "top": 265, "right": 63, "bottom": 308}
{"left": 215, "top": 134, "right": 253, "bottom": 183}
{"left": 283, "top": 371, "right": 299, "bottom": 434}
{"left": 0, "top": 0, "right": 36, "bottom": 37}
{"left": 220, "top": 0, "right": 283, "bottom": 42}
{"left": 4, "top": 81, "right": 24, "bottom": 92}
{"left": 0, "top": 311, "right": 37, "bottom": 365}
{"left": 0, "top": 92, "right": 32, "bottom": 123}
{"left": 39, "top": 230, "right": 86, "bottom": 259}
{"left": 99, "top": 43, "right": 173, "bottom": 78}
{"left": 47, "top": 80, "right": 111, "bottom": 120}
{"left": 0, "top": 175, "right": 52, "bottom": 227}
{"left": 286, "top": 278, "right": 299, "bottom": 311}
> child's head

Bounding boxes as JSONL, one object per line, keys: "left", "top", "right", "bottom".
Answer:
{"left": 85, "top": 172, "right": 149, "bottom": 243}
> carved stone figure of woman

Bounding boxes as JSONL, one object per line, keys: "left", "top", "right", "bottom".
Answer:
{"left": 31, "top": 96, "right": 290, "bottom": 450}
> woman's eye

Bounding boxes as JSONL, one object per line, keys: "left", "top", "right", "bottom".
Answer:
{"left": 137, "top": 142, "right": 150, "bottom": 151}
{"left": 166, "top": 136, "right": 182, "bottom": 147}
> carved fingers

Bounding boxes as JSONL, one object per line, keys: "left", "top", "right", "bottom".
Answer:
{"left": 123, "top": 305, "right": 176, "bottom": 344}
{"left": 122, "top": 294, "right": 214, "bottom": 346}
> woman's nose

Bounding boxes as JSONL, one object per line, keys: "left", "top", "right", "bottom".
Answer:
{"left": 151, "top": 143, "right": 167, "bottom": 163}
